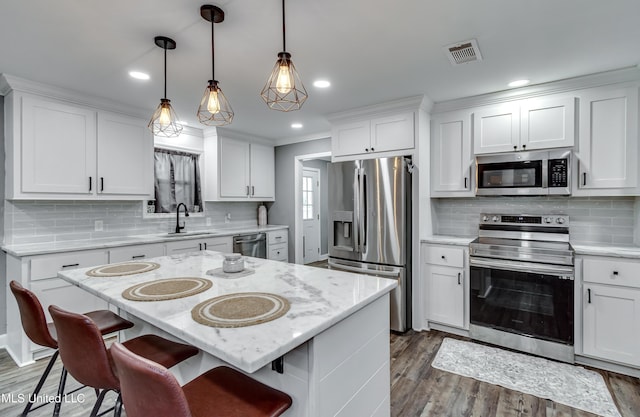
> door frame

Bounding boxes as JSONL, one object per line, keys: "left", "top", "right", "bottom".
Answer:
{"left": 302, "top": 167, "right": 321, "bottom": 264}
{"left": 293, "top": 151, "right": 331, "bottom": 264}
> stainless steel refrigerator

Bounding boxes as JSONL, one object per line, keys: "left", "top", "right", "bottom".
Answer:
{"left": 328, "top": 156, "right": 412, "bottom": 332}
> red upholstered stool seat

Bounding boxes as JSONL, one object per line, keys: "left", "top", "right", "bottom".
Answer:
{"left": 111, "top": 342, "right": 292, "bottom": 417}
{"left": 9, "top": 280, "right": 134, "bottom": 417}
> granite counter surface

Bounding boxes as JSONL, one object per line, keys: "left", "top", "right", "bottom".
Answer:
{"left": 573, "top": 244, "right": 640, "bottom": 259}
{"left": 57, "top": 251, "right": 397, "bottom": 374}
{"left": 421, "top": 235, "right": 476, "bottom": 246}
{"left": 2, "top": 225, "right": 288, "bottom": 257}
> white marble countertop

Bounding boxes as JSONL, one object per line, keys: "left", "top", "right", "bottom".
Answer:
{"left": 1, "top": 225, "right": 288, "bottom": 257}
{"left": 573, "top": 244, "right": 640, "bottom": 259}
{"left": 57, "top": 251, "right": 397, "bottom": 374}
{"left": 421, "top": 235, "right": 476, "bottom": 246}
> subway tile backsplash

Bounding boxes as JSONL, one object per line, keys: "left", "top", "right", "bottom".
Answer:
{"left": 4, "top": 201, "right": 260, "bottom": 245}
{"left": 432, "top": 196, "right": 636, "bottom": 245}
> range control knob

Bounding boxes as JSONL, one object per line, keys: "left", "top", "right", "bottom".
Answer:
{"left": 482, "top": 215, "right": 490, "bottom": 222}
{"left": 556, "top": 217, "right": 566, "bottom": 224}
{"left": 544, "top": 217, "right": 553, "bottom": 224}
{"left": 492, "top": 216, "right": 500, "bottom": 222}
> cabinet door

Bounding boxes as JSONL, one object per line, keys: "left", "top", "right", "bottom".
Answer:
{"left": 30, "top": 278, "right": 108, "bottom": 325}
{"left": 219, "top": 138, "right": 251, "bottom": 198}
{"left": 21, "top": 96, "right": 96, "bottom": 194}
{"left": 97, "top": 112, "right": 153, "bottom": 196}
{"left": 425, "top": 264, "right": 464, "bottom": 328}
{"left": 370, "top": 112, "right": 415, "bottom": 153}
{"left": 473, "top": 103, "right": 520, "bottom": 154}
{"left": 202, "top": 236, "right": 233, "bottom": 253}
{"left": 331, "top": 120, "right": 371, "bottom": 157}
{"left": 431, "top": 111, "right": 474, "bottom": 195}
{"left": 583, "top": 284, "right": 640, "bottom": 367}
{"left": 249, "top": 143, "right": 275, "bottom": 199}
{"left": 520, "top": 97, "right": 575, "bottom": 150}
{"left": 577, "top": 86, "right": 638, "bottom": 190}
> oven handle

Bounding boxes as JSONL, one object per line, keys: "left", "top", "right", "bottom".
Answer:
{"left": 469, "top": 257, "right": 574, "bottom": 279}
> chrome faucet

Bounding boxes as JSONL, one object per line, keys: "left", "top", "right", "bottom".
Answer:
{"left": 175, "top": 203, "right": 189, "bottom": 233}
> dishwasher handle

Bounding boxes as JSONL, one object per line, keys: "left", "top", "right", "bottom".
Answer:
{"left": 233, "top": 236, "right": 266, "bottom": 244}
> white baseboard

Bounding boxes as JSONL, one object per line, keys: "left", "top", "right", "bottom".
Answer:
{"left": 0, "top": 333, "right": 6, "bottom": 348}
{"left": 319, "top": 253, "right": 328, "bottom": 261}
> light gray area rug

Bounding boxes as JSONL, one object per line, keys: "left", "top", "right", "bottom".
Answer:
{"left": 432, "top": 338, "right": 621, "bottom": 417}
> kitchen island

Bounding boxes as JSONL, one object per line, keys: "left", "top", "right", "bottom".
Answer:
{"left": 57, "top": 251, "right": 396, "bottom": 417}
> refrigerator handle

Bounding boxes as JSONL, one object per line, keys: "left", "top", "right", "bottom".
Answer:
{"left": 360, "top": 172, "right": 367, "bottom": 253}
{"left": 353, "top": 167, "right": 360, "bottom": 253}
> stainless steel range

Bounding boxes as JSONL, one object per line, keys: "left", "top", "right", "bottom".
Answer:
{"left": 469, "top": 214, "right": 575, "bottom": 363}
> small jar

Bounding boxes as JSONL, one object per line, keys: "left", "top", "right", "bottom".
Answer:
{"left": 223, "top": 253, "right": 244, "bottom": 273}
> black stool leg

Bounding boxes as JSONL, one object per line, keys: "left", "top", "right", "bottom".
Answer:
{"left": 20, "top": 350, "right": 59, "bottom": 417}
{"left": 113, "top": 393, "right": 123, "bottom": 417}
{"left": 52, "top": 368, "right": 68, "bottom": 417}
{"left": 89, "top": 390, "right": 108, "bottom": 417}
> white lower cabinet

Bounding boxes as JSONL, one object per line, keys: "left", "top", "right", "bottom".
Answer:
{"left": 422, "top": 244, "right": 466, "bottom": 329}
{"left": 109, "top": 243, "right": 165, "bottom": 263}
{"left": 581, "top": 256, "right": 640, "bottom": 367}
{"left": 165, "top": 236, "right": 233, "bottom": 255}
{"left": 267, "top": 229, "right": 289, "bottom": 262}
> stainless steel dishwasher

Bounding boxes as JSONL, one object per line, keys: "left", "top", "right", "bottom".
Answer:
{"left": 232, "top": 233, "right": 267, "bottom": 258}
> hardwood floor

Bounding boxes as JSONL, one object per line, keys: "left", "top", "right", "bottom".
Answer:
{"left": 1, "top": 330, "right": 638, "bottom": 416}
{"left": 391, "top": 330, "right": 640, "bottom": 417}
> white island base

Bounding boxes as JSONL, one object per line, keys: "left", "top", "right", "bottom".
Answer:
{"left": 119, "top": 293, "right": 391, "bottom": 417}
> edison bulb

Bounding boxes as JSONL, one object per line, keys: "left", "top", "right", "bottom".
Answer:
{"left": 276, "top": 63, "right": 292, "bottom": 94}
{"left": 158, "top": 105, "right": 172, "bottom": 128}
{"left": 207, "top": 89, "right": 221, "bottom": 114}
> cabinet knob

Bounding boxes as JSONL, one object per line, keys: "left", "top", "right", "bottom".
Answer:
{"left": 365, "top": 148, "right": 369, "bottom": 152}
{"left": 441, "top": 255, "right": 445, "bottom": 259}
{"left": 522, "top": 144, "right": 526, "bottom": 150}
{"left": 613, "top": 271, "right": 619, "bottom": 276}
{"left": 513, "top": 145, "right": 517, "bottom": 150}
{"left": 371, "top": 147, "right": 375, "bottom": 151}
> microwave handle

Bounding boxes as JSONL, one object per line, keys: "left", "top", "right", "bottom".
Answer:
{"left": 542, "top": 158, "right": 549, "bottom": 188}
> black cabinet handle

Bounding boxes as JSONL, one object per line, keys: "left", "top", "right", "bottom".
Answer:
{"left": 587, "top": 288, "right": 591, "bottom": 303}
{"left": 613, "top": 271, "right": 619, "bottom": 276}
{"left": 252, "top": 186, "right": 255, "bottom": 196}
{"left": 522, "top": 144, "right": 526, "bottom": 149}
{"left": 62, "top": 263, "right": 80, "bottom": 268}
{"left": 513, "top": 145, "right": 517, "bottom": 150}
{"left": 457, "top": 272, "right": 461, "bottom": 285}
{"left": 198, "top": 243, "right": 202, "bottom": 251}
{"left": 583, "top": 172, "right": 587, "bottom": 186}
{"left": 246, "top": 186, "right": 250, "bottom": 196}
{"left": 100, "top": 177, "right": 104, "bottom": 192}
{"left": 371, "top": 147, "right": 375, "bottom": 151}
{"left": 365, "top": 148, "right": 369, "bottom": 152}
{"left": 131, "top": 255, "right": 145, "bottom": 259}
{"left": 464, "top": 177, "right": 468, "bottom": 188}
{"left": 204, "top": 243, "right": 207, "bottom": 250}
{"left": 89, "top": 177, "right": 92, "bottom": 192}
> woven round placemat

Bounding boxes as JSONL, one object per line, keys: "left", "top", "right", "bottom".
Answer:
{"left": 86, "top": 262, "right": 160, "bottom": 277}
{"left": 122, "top": 277, "right": 212, "bottom": 301}
{"left": 191, "top": 292, "right": 290, "bottom": 328}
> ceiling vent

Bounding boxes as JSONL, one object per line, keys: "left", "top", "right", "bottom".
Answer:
{"left": 444, "top": 39, "right": 483, "bottom": 65}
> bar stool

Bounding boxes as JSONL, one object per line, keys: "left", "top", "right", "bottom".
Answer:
{"left": 49, "top": 305, "right": 200, "bottom": 417}
{"left": 9, "top": 280, "right": 134, "bottom": 417}
{"left": 110, "top": 341, "right": 292, "bottom": 417}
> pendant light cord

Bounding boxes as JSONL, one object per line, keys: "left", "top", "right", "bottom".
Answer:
{"left": 211, "top": 18, "right": 215, "bottom": 80}
{"left": 281, "top": 0, "right": 286, "bottom": 52}
{"left": 163, "top": 40, "right": 168, "bottom": 99}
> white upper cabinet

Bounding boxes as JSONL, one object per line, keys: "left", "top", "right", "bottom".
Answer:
{"left": 97, "top": 112, "right": 153, "bottom": 196}
{"left": 431, "top": 110, "right": 474, "bottom": 196}
{"left": 574, "top": 86, "right": 639, "bottom": 194}
{"left": 20, "top": 96, "right": 97, "bottom": 194}
{"left": 5, "top": 87, "right": 154, "bottom": 200}
{"left": 473, "top": 97, "right": 575, "bottom": 154}
{"left": 332, "top": 112, "right": 414, "bottom": 158}
{"left": 212, "top": 137, "right": 275, "bottom": 201}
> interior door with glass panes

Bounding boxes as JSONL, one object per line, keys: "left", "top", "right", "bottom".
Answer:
{"left": 302, "top": 168, "right": 321, "bottom": 264}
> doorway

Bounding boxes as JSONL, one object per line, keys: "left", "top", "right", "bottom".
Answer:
{"left": 302, "top": 168, "right": 321, "bottom": 264}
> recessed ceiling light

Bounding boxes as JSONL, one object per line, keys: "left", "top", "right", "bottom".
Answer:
{"left": 129, "top": 71, "right": 150, "bottom": 80}
{"left": 291, "top": 123, "right": 303, "bottom": 129}
{"left": 508, "top": 79, "right": 530, "bottom": 88}
{"left": 313, "top": 80, "right": 331, "bottom": 88}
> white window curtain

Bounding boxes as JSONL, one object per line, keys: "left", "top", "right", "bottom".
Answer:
{"left": 154, "top": 148, "right": 202, "bottom": 213}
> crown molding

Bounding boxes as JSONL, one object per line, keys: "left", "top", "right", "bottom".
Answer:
{"left": 327, "top": 95, "right": 429, "bottom": 123}
{"left": 215, "top": 127, "right": 272, "bottom": 145}
{"left": 274, "top": 131, "right": 331, "bottom": 147}
{"left": 432, "top": 66, "right": 640, "bottom": 114}
{"left": 0, "top": 73, "right": 151, "bottom": 120}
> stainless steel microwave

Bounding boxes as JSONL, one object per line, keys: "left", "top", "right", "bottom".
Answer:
{"left": 475, "top": 149, "right": 571, "bottom": 196}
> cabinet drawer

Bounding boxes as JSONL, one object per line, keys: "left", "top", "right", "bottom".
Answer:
{"left": 268, "top": 229, "right": 288, "bottom": 245}
{"left": 268, "top": 243, "right": 288, "bottom": 262}
{"left": 424, "top": 245, "right": 464, "bottom": 268}
{"left": 583, "top": 257, "right": 640, "bottom": 289}
{"left": 109, "top": 243, "right": 165, "bottom": 263}
{"left": 30, "top": 250, "right": 108, "bottom": 281}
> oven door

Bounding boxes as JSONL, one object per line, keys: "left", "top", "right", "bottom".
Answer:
{"left": 469, "top": 257, "right": 574, "bottom": 345}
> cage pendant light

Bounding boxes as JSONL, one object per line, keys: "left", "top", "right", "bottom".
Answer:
{"left": 260, "top": 0, "right": 308, "bottom": 112}
{"left": 197, "top": 5, "right": 233, "bottom": 126}
{"left": 148, "top": 36, "right": 183, "bottom": 137}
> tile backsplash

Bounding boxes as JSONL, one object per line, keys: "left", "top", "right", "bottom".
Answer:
{"left": 432, "top": 196, "right": 635, "bottom": 245}
{"left": 4, "top": 201, "right": 261, "bottom": 245}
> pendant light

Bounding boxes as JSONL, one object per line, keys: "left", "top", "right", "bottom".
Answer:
{"left": 148, "top": 36, "right": 183, "bottom": 137}
{"left": 260, "top": 0, "right": 308, "bottom": 112}
{"left": 197, "top": 5, "right": 233, "bottom": 126}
